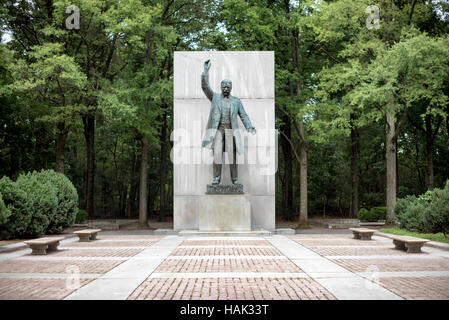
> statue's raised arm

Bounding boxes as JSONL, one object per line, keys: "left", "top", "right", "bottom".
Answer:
{"left": 201, "top": 59, "right": 214, "bottom": 101}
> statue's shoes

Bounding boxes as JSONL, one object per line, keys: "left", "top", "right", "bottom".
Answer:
{"left": 211, "top": 178, "right": 220, "bottom": 185}
{"left": 232, "top": 180, "right": 242, "bottom": 185}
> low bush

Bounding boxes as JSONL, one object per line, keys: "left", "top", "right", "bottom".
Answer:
{"left": 75, "top": 209, "right": 88, "bottom": 224}
{"left": 358, "top": 208, "right": 373, "bottom": 221}
{"left": 35, "top": 170, "right": 78, "bottom": 234}
{"left": 358, "top": 206, "right": 386, "bottom": 222}
{"left": 394, "top": 181, "right": 449, "bottom": 235}
{"left": 0, "top": 176, "right": 32, "bottom": 239}
{"left": 370, "top": 206, "right": 387, "bottom": 221}
{"left": 0, "top": 192, "right": 10, "bottom": 226}
{"left": 424, "top": 181, "right": 449, "bottom": 236}
{"left": 15, "top": 172, "right": 57, "bottom": 237}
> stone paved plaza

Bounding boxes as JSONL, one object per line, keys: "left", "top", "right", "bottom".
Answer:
{"left": 0, "top": 232, "right": 448, "bottom": 300}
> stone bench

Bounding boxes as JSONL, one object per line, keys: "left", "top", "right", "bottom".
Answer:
{"left": 349, "top": 228, "right": 376, "bottom": 240}
{"left": 24, "top": 237, "right": 64, "bottom": 255}
{"left": 73, "top": 229, "right": 102, "bottom": 242}
{"left": 389, "top": 235, "right": 429, "bottom": 253}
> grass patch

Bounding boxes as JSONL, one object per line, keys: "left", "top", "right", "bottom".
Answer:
{"left": 380, "top": 228, "right": 449, "bottom": 244}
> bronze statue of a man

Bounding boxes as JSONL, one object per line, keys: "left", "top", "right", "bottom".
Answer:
{"left": 201, "top": 59, "right": 256, "bottom": 185}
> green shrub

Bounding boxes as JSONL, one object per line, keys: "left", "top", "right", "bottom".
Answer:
{"left": 394, "top": 181, "right": 449, "bottom": 235}
{"left": 395, "top": 194, "right": 432, "bottom": 232}
{"left": 402, "top": 199, "right": 430, "bottom": 232}
{"left": 75, "top": 209, "right": 88, "bottom": 224}
{"left": 423, "top": 181, "right": 449, "bottom": 236}
{"left": 394, "top": 195, "right": 417, "bottom": 227}
{"left": 0, "top": 176, "right": 32, "bottom": 239}
{"left": 370, "top": 206, "right": 387, "bottom": 221}
{"left": 35, "top": 170, "right": 78, "bottom": 234}
{"left": 15, "top": 171, "right": 58, "bottom": 238}
{"left": 358, "top": 206, "right": 386, "bottom": 222}
{"left": 0, "top": 192, "right": 10, "bottom": 226}
{"left": 358, "top": 208, "right": 372, "bottom": 221}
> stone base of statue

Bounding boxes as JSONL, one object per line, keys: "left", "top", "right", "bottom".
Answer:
{"left": 199, "top": 193, "right": 251, "bottom": 231}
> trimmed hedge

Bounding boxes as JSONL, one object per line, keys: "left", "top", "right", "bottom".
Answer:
{"left": 0, "top": 171, "right": 80, "bottom": 239}
{"left": 75, "top": 209, "right": 88, "bottom": 224}
{"left": 0, "top": 176, "right": 32, "bottom": 239}
{"left": 394, "top": 181, "right": 449, "bottom": 235}
{"left": 15, "top": 171, "right": 57, "bottom": 237}
{"left": 358, "top": 206, "right": 387, "bottom": 222}
{"left": 0, "top": 192, "right": 10, "bottom": 226}
{"left": 423, "top": 183, "right": 449, "bottom": 235}
{"left": 35, "top": 170, "right": 78, "bottom": 234}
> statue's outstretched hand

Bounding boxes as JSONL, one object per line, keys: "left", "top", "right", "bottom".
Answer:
{"left": 204, "top": 59, "right": 211, "bottom": 73}
{"left": 249, "top": 128, "right": 257, "bottom": 135}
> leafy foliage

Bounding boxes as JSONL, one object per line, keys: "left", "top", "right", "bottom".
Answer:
{"left": 0, "top": 192, "right": 10, "bottom": 226}
{"left": 75, "top": 209, "right": 88, "bottom": 224}
{"left": 0, "top": 0, "right": 448, "bottom": 226}
{"left": 34, "top": 170, "right": 78, "bottom": 234}
{"left": 358, "top": 206, "right": 386, "bottom": 221}
{"left": 0, "top": 176, "right": 32, "bottom": 239}
{"left": 395, "top": 181, "right": 449, "bottom": 235}
{"left": 15, "top": 172, "right": 57, "bottom": 238}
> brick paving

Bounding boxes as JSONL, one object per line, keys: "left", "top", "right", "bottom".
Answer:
{"left": 47, "top": 248, "right": 144, "bottom": 257}
{"left": 171, "top": 247, "right": 282, "bottom": 256}
{"left": 0, "top": 278, "right": 93, "bottom": 300}
{"left": 289, "top": 235, "right": 353, "bottom": 239}
{"left": 293, "top": 239, "right": 390, "bottom": 246}
{"left": 61, "top": 240, "right": 157, "bottom": 247}
{"left": 181, "top": 240, "right": 271, "bottom": 246}
{"left": 333, "top": 258, "right": 449, "bottom": 272}
{"left": 0, "top": 259, "right": 124, "bottom": 274}
{"left": 311, "top": 246, "right": 417, "bottom": 256}
{"left": 154, "top": 258, "right": 301, "bottom": 273}
{"left": 378, "top": 277, "right": 449, "bottom": 300}
{"left": 0, "top": 234, "right": 160, "bottom": 299}
{"left": 1, "top": 232, "right": 449, "bottom": 300}
{"left": 96, "top": 235, "right": 163, "bottom": 240}
{"left": 127, "top": 277, "right": 336, "bottom": 300}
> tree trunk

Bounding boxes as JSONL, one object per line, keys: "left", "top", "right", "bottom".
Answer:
{"left": 425, "top": 115, "right": 435, "bottom": 190}
{"left": 127, "top": 147, "right": 138, "bottom": 218}
{"left": 298, "top": 120, "right": 308, "bottom": 227}
{"left": 385, "top": 112, "right": 397, "bottom": 224}
{"left": 280, "top": 113, "right": 293, "bottom": 220}
{"left": 159, "top": 110, "right": 168, "bottom": 222}
{"left": 55, "top": 121, "right": 69, "bottom": 173}
{"left": 138, "top": 135, "right": 150, "bottom": 228}
{"left": 350, "top": 113, "right": 360, "bottom": 218}
{"left": 83, "top": 113, "right": 96, "bottom": 218}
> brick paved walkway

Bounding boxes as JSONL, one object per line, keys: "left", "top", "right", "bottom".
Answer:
{"left": 0, "top": 233, "right": 448, "bottom": 300}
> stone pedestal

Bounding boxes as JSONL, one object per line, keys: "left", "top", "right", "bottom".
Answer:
{"left": 199, "top": 195, "right": 251, "bottom": 231}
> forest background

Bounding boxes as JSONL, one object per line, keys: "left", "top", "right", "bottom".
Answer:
{"left": 1, "top": 0, "right": 448, "bottom": 227}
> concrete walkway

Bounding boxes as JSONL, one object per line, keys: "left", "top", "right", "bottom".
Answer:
{"left": 65, "top": 236, "right": 183, "bottom": 300}
{"left": 266, "top": 235, "right": 401, "bottom": 300}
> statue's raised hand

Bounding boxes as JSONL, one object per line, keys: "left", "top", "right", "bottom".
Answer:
{"left": 204, "top": 59, "right": 211, "bottom": 73}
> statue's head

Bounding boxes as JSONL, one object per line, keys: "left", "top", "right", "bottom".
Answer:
{"left": 221, "top": 79, "right": 232, "bottom": 97}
